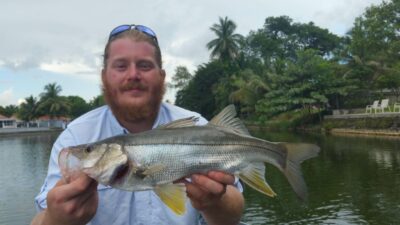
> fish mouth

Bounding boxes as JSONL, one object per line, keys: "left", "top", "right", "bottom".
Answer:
{"left": 58, "top": 148, "right": 82, "bottom": 181}
{"left": 109, "top": 162, "right": 130, "bottom": 185}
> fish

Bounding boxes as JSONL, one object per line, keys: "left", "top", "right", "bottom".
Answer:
{"left": 58, "top": 105, "right": 320, "bottom": 215}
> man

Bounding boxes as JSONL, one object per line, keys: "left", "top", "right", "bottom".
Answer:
{"left": 31, "top": 24, "right": 244, "bottom": 225}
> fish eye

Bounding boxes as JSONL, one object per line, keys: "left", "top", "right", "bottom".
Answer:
{"left": 85, "top": 146, "right": 92, "bottom": 153}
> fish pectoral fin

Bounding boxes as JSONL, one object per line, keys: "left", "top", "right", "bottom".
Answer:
{"left": 157, "top": 116, "right": 198, "bottom": 129}
{"left": 141, "top": 164, "right": 166, "bottom": 176}
{"left": 239, "top": 163, "right": 277, "bottom": 197}
{"left": 155, "top": 183, "right": 187, "bottom": 215}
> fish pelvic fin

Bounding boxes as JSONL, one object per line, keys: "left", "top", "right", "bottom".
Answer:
{"left": 278, "top": 143, "right": 320, "bottom": 201}
{"left": 239, "top": 163, "right": 277, "bottom": 197}
{"left": 209, "top": 105, "right": 250, "bottom": 136}
{"left": 157, "top": 116, "right": 198, "bottom": 129}
{"left": 154, "top": 183, "right": 187, "bottom": 215}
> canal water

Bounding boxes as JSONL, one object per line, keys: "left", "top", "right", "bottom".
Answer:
{"left": 0, "top": 131, "right": 399, "bottom": 224}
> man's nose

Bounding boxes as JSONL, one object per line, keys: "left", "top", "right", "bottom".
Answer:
{"left": 127, "top": 65, "right": 141, "bottom": 80}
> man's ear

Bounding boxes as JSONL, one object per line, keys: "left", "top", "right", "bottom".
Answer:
{"left": 160, "top": 69, "right": 166, "bottom": 79}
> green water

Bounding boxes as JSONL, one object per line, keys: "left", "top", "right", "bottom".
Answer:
{"left": 0, "top": 131, "right": 399, "bottom": 224}
{"left": 242, "top": 131, "right": 400, "bottom": 225}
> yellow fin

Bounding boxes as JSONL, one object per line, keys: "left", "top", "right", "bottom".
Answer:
{"left": 154, "top": 183, "right": 187, "bottom": 215}
{"left": 239, "top": 163, "right": 276, "bottom": 197}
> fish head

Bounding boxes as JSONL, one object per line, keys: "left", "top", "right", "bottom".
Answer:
{"left": 58, "top": 143, "right": 129, "bottom": 185}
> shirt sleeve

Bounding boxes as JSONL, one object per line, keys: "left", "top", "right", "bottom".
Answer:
{"left": 34, "top": 129, "right": 77, "bottom": 211}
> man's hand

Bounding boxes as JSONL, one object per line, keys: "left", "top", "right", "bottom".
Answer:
{"left": 185, "top": 171, "right": 244, "bottom": 225}
{"left": 32, "top": 173, "right": 98, "bottom": 225}
{"left": 185, "top": 171, "right": 234, "bottom": 210}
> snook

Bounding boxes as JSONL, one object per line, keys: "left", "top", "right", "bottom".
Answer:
{"left": 59, "top": 105, "right": 320, "bottom": 215}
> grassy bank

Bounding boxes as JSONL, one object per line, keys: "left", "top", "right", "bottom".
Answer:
{"left": 323, "top": 115, "right": 400, "bottom": 130}
{"left": 246, "top": 110, "right": 400, "bottom": 137}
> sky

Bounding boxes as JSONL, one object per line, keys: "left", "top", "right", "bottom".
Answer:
{"left": 0, "top": 0, "right": 384, "bottom": 107}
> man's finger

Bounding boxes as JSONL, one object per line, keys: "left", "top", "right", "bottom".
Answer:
{"left": 57, "top": 174, "right": 97, "bottom": 200}
{"left": 191, "top": 174, "right": 226, "bottom": 195}
{"left": 207, "top": 171, "right": 235, "bottom": 185}
{"left": 185, "top": 182, "right": 207, "bottom": 201}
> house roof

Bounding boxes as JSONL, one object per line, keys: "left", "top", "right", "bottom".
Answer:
{"left": 37, "top": 115, "right": 70, "bottom": 121}
{"left": 0, "top": 114, "right": 14, "bottom": 121}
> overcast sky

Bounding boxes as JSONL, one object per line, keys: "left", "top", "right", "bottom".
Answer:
{"left": 0, "top": 0, "right": 384, "bottom": 106}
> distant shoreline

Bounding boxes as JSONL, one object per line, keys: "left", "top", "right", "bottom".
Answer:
{"left": 328, "top": 128, "right": 400, "bottom": 138}
{"left": 0, "top": 127, "right": 63, "bottom": 135}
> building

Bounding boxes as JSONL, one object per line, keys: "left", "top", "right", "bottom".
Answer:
{"left": 36, "top": 115, "right": 70, "bottom": 129}
{"left": 0, "top": 114, "right": 17, "bottom": 128}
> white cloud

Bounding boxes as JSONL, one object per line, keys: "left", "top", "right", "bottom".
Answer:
{"left": 17, "top": 98, "right": 26, "bottom": 105}
{"left": 0, "top": 0, "right": 384, "bottom": 74}
{"left": 40, "top": 61, "right": 100, "bottom": 83}
{"left": 0, "top": 88, "right": 15, "bottom": 106}
{"left": 0, "top": 0, "right": 385, "bottom": 104}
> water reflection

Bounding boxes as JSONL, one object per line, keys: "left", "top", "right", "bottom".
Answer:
{"left": 242, "top": 131, "right": 400, "bottom": 225}
{"left": 0, "top": 132, "right": 59, "bottom": 225}
{"left": 0, "top": 131, "right": 399, "bottom": 224}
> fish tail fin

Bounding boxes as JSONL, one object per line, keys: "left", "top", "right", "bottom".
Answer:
{"left": 279, "top": 143, "right": 320, "bottom": 201}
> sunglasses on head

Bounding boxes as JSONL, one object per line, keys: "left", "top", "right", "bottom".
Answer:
{"left": 108, "top": 24, "right": 158, "bottom": 43}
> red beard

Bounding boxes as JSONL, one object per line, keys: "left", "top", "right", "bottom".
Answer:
{"left": 102, "top": 79, "right": 165, "bottom": 123}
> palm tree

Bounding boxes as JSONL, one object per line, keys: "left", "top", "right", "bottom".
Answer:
{"left": 37, "top": 83, "right": 70, "bottom": 118}
{"left": 229, "top": 69, "right": 270, "bottom": 117}
{"left": 206, "top": 16, "right": 244, "bottom": 62}
{"left": 18, "top": 95, "right": 38, "bottom": 123}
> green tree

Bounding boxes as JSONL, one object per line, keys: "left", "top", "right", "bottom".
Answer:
{"left": 228, "top": 69, "right": 270, "bottom": 117}
{"left": 346, "top": 0, "right": 400, "bottom": 96}
{"left": 66, "top": 96, "right": 90, "bottom": 119}
{"left": 0, "top": 105, "right": 18, "bottom": 117}
{"left": 168, "top": 66, "right": 193, "bottom": 90}
{"left": 175, "top": 61, "right": 227, "bottom": 119}
{"left": 89, "top": 94, "right": 105, "bottom": 109}
{"left": 37, "top": 83, "right": 70, "bottom": 118}
{"left": 17, "top": 95, "right": 38, "bottom": 121}
{"left": 257, "top": 49, "right": 337, "bottom": 117}
{"left": 207, "top": 16, "right": 244, "bottom": 62}
{"left": 247, "top": 16, "right": 341, "bottom": 71}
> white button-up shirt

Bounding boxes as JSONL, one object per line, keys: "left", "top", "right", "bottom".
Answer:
{"left": 34, "top": 103, "right": 242, "bottom": 225}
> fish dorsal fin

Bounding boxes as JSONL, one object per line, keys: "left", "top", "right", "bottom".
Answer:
{"left": 238, "top": 163, "right": 277, "bottom": 197}
{"left": 157, "top": 116, "right": 198, "bottom": 129}
{"left": 209, "top": 105, "right": 250, "bottom": 135}
{"left": 154, "top": 183, "right": 187, "bottom": 215}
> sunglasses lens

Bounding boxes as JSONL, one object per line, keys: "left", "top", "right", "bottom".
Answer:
{"left": 109, "top": 25, "right": 131, "bottom": 38}
{"left": 108, "top": 24, "right": 158, "bottom": 43}
{"left": 135, "top": 25, "right": 157, "bottom": 38}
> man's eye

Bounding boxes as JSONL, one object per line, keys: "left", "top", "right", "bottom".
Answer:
{"left": 116, "top": 64, "right": 126, "bottom": 70}
{"left": 138, "top": 62, "right": 153, "bottom": 70}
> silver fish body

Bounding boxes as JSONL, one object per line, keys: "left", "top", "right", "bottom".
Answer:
{"left": 59, "top": 105, "right": 319, "bottom": 215}
{"left": 106, "top": 125, "right": 286, "bottom": 190}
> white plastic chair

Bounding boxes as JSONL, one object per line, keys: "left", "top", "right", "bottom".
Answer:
{"left": 366, "top": 100, "right": 379, "bottom": 113}
{"left": 376, "top": 99, "right": 391, "bottom": 113}
{"left": 394, "top": 102, "right": 400, "bottom": 112}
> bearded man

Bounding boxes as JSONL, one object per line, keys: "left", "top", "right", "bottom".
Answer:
{"left": 31, "top": 24, "right": 244, "bottom": 225}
